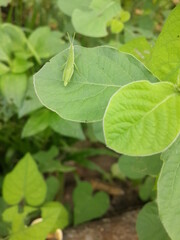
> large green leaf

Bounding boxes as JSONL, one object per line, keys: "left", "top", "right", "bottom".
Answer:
{"left": 73, "top": 181, "right": 109, "bottom": 225}
{"left": 136, "top": 202, "right": 170, "bottom": 240}
{"left": 72, "top": 0, "right": 121, "bottom": 37}
{"left": 0, "top": 73, "right": 27, "bottom": 108}
{"left": 3, "top": 153, "right": 47, "bottom": 206}
{"left": 104, "top": 80, "right": 180, "bottom": 156}
{"left": 58, "top": 0, "right": 91, "bottom": 16}
{"left": 34, "top": 46, "right": 157, "bottom": 122}
{"left": 22, "top": 109, "right": 85, "bottom": 139}
{"left": 157, "top": 136, "right": 180, "bottom": 240}
{"left": 118, "top": 154, "right": 162, "bottom": 179}
{"left": 148, "top": 4, "right": 180, "bottom": 83}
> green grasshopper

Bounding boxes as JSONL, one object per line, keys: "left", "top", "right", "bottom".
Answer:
{"left": 62, "top": 33, "right": 76, "bottom": 87}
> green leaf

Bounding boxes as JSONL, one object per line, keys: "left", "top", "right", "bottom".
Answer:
{"left": 118, "top": 154, "right": 162, "bottom": 179}
{"left": 92, "top": 121, "right": 105, "bottom": 143}
{"left": 0, "top": 197, "right": 9, "bottom": 237}
{"left": 0, "top": 73, "right": 27, "bottom": 108}
{"left": 120, "top": 10, "right": 130, "bottom": 23}
{"left": 18, "top": 77, "right": 42, "bottom": 117}
{"left": 36, "top": 157, "right": 75, "bottom": 174}
{"left": 22, "top": 109, "right": 50, "bottom": 137}
{"left": 3, "top": 202, "right": 68, "bottom": 240}
{"left": 73, "top": 181, "right": 109, "bottom": 225}
{"left": 3, "top": 153, "right": 47, "bottom": 206}
{"left": 58, "top": 0, "right": 91, "bottom": 16}
{"left": 157, "top": 136, "right": 180, "bottom": 240}
{"left": 34, "top": 146, "right": 75, "bottom": 173}
{"left": 34, "top": 46, "right": 157, "bottom": 122}
{"left": 0, "top": 0, "right": 11, "bottom": 7}
{"left": 42, "top": 202, "right": 68, "bottom": 230}
{"left": 28, "top": 27, "right": 65, "bottom": 59}
{"left": 72, "top": 0, "right": 121, "bottom": 37}
{"left": 104, "top": 80, "right": 180, "bottom": 156}
{"left": 22, "top": 108, "right": 85, "bottom": 139}
{"left": 0, "top": 62, "right": 9, "bottom": 75}
{"left": 50, "top": 112, "right": 85, "bottom": 140}
{"left": 148, "top": 4, "right": 180, "bottom": 83}
{"left": 120, "top": 37, "right": 152, "bottom": 64}
{"left": 110, "top": 19, "right": 124, "bottom": 34}
{"left": 45, "top": 176, "right": 60, "bottom": 202}
{"left": 139, "top": 177, "right": 156, "bottom": 201}
{"left": 11, "top": 58, "right": 33, "bottom": 74}
{"left": 33, "top": 146, "right": 59, "bottom": 163}
{"left": 1, "top": 23, "right": 26, "bottom": 52}
{"left": 136, "top": 202, "right": 170, "bottom": 240}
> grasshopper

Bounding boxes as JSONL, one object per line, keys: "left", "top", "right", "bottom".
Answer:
{"left": 62, "top": 33, "right": 76, "bottom": 87}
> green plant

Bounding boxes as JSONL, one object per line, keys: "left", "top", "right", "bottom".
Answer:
{"left": 34, "top": 3, "right": 180, "bottom": 239}
{"left": 1, "top": 153, "right": 68, "bottom": 240}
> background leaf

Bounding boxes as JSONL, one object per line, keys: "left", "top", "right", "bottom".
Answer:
{"left": 58, "top": 0, "right": 91, "bottom": 16}
{"left": 72, "top": 0, "right": 121, "bottom": 37}
{"left": 73, "top": 181, "right": 109, "bottom": 225}
{"left": 118, "top": 154, "right": 162, "bottom": 179}
{"left": 136, "top": 202, "right": 170, "bottom": 240}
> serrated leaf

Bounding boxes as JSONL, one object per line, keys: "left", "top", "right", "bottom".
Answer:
{"left": 58, "top": 0, "right": 91, "bottom": 16}
{"left": 3, "top": 153, "right": 47, "bottom": 206}
{"left": 118, "top": 154, "right": 162, "bottom": 179}
{"left": 72, "top": 0, "right": 121, "bottom": 37}
{"left": 157, "top": 136, "right": 180, "bottom": 240}
{"left": 148, "top": 4, "right": 180, "bottom": 83}
{"left": 136, "top": 202, "right": 170, "bottom": 240}
{"left": 104, "top": 80, "right": 180, "bottom": 156}
{"left": 73, "top": 181, "right": 109, "bottom": 225}
{"left": 34, "top": 46, "right": 157, "bottom": 122}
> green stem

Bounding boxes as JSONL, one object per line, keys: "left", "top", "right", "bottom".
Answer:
{"left": 7, "top": 0, "right": 13, "bottom": 23}
{"left": 25, "top": 39, "right": 41, "bottom": 65}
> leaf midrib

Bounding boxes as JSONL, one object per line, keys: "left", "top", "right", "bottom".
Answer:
{"left": 120, "top": 92, "right": 177, "bottom": 137}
